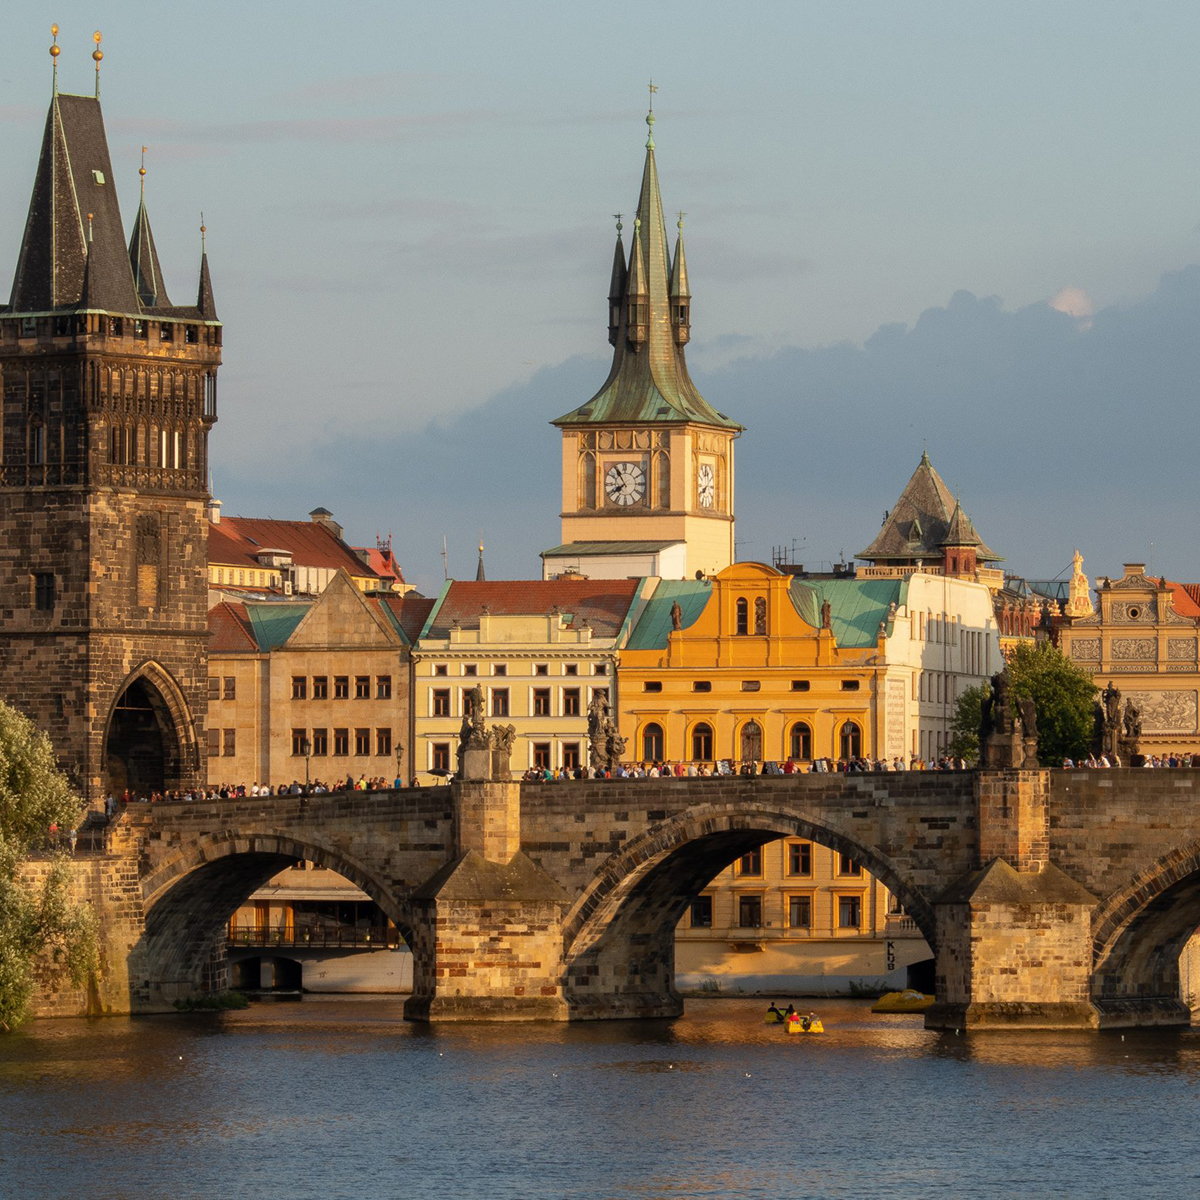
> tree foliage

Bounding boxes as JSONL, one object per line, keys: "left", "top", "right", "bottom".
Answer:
{"left": 0, "top": 702, "right": 97, "bottom": 1031}
{"left": 949, "top": 642, "right": 1096, "bottom": 770}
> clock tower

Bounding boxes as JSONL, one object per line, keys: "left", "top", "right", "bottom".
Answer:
{"left": 542, "top": 106, "right": 741, "bottom": 581}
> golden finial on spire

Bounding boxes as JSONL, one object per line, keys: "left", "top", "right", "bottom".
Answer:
{"left": 92, "top": 30, "right": 103, "bottom": 99}
{"left": 677, "top": 210, "right": 686, "bottom": 232}
{"left": 50, "top": 24, "right": 60, "bottom": 94}
{"left": 200, "top": 212, "right": 206, "bottom": 254}
{"left": 139, "top": 146, "right": 147, "bottom": 194}
{"left": 614, "top": 213, "right": 623, "bottom": 235}
{"left": 645, "top": 80, "right": 657, "bottom": 149}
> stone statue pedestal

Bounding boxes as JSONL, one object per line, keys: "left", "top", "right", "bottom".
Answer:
{"left": 982, "top": 733, "right": 1028, "bottom": 770}
{"left": 459, "top": 744, "right": 491, "bottom": 782}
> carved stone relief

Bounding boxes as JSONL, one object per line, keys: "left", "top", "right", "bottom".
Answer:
{"left": 1125, "top": 690, "right": 1199, "bottom": 734}
{"left": 886, "top": 680, "right": 905, "bottom": 759}
{"left": 1167, "top": 638, "right": 1197, "bottom": 661}
{"left": 1070, "top": 638, "right": 1100, "bottom": 661}
{"left": 1111, "top": 602, "right": 1154, "bottom": 624}
{"left": 1111, "top": 638, "right": 1156, "bottom": 661}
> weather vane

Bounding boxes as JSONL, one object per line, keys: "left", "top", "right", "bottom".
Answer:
{"left": 49, "top": 24, "right": 60, "bottom": 94}
{"left": 648, "top": 79, "right": 658, "bottom": 111}
{"left": 614, "top": 212, "right": 623, "bottom": 234}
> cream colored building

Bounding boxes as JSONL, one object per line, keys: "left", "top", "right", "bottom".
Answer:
{"left": 207, "top": 571, "right": 433, "bottom": 788}
{"left": 1060, "top": 561, "right": 1200, "bottom": 756}
{"left": 412, "top": 578, "right": 647, "bottom": 782}
{"left": 676, "top": 837, "right": 930, "bottom": 995}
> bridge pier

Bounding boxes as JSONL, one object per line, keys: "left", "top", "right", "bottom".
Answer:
{"left": 926, "top": 770, "right": 1101, "bottom": 1031}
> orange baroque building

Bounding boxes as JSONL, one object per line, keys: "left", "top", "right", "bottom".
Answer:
{"left": 618, "top": 561, "right": 895, "bottom": 766}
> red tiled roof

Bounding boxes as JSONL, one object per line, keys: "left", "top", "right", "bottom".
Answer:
{"left": 355, "top": 545, "right": 406, "bottom": 584}
{"left": 208, "top": 601, "right": 259, "bottom": 653}
{"left": 208, "top": 517, "right": 377, "bottom": 578}
{"left": 373, "top": 593, "right": 436, "bottom": 644}
{"left": 425, "top": 579, "right": 641, "bottom": 640}
{"left": 1158, "top": 579, "right": 1200, "bottom": 620}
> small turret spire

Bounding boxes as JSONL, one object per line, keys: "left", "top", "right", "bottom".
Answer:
{"left": 129, "top": 157, "right": 170, "bottom": 308}
{"left": 669, "top": 210, "right": 691, "bottom": 345}
{"left": 49, "top": 24, "right": 60, "bottom": 95}
{"left": 607, "top": 213, "right": 627, "bottom": 346}
{"left": 92, "top": 30, "right": 103, "bottom": 100}
{"left": 476, "top": 536, "right": 486, "bottom": 582}
{"left": 196, "top": 214, "right": 218, "bottom": 320}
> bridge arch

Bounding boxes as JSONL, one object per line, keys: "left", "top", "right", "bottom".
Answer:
{"left": 1091, "top": 839, "right": 1200, "bottom": 1021}
{"left": 134, "top": 832, "right": 418, "bottom": 1011}
{"left": 561, "top": 801, "right": 934, "bottom": 1019}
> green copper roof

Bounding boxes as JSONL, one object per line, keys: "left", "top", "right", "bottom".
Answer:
{"left": 243, "top": 603, "right": 310, "bottom": 651}
{"left": 553, "top": 118, "right": 741, "bottom": 432}
{"left": 625, "top": 579, "right": 712, "bottom": 650}
{"left": 788, "top": 578, "right": 906, "bottom": 649}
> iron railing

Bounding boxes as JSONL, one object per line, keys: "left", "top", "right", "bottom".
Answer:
{"left": 228, "top": 925, "right": 398, "bottom": 950}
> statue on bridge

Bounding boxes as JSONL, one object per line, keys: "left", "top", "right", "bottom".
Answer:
{"left": 490, "top": 723, "right": 517, "bottom": 778}
{"left": 457, "top": 684, "right": 493, "bottom": 780}
{"left": 1094, "top": 681, "right": 1128, "bottom": 762}
{"left": 587, "top": 690, "right": 624, "bottom": 773}
{"left": 980, "top": 669, "right": 1039, "bottom": 768}
{"left": 1120, "top": 699, "right": 1143, "bottom": 765}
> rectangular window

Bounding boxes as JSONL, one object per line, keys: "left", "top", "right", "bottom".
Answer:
{"left": 741, "top": 680, "right": 761, "bottom": 692}
{"left": 463, "top": 664, "right": 477, "bottom": 676}
{"left": 206, "top": 728, "right": 220, "bottom": 756}
{"left": 738, "top": 895, "right": 763, "bottom": 929}
{"left": 562, "top": 743, "right": 581, "bottom": 770}
{"left": 492, "top": 688, "right": 509, "bottom": 718}
{"left": 593, "top": 663, "right": 608, "bottom": 676}
{"left": 838, "top": 895, "right": 862, "bottom": 929}
{"left": 291, "top": 676, "right": 307, "bottom": 700}
{"left": 334, "top": 676, "right": 349, "bottom": 700}
{"left": 788, "top": 842, "right": 812, "bottom": 877}
{"left": 355, "top": 728, "right": 370, "bottom": 756}
{"left": 693, "top": 681, "right": 712, "bottom": 693}
{"left": 376, "top": 728, "right": 392, "bottom": 757}
{"left": 737, "top": 849, "right": 763, "bottom": 877}
{"left": 534, "top": 664, "right": 549, "bottom": 676}
{"left": 32, "top": 572, "right": 54, "bottom": 611}
{"left": 533, "top": 688, "right": 551, "bottom": 716}
{"left": 562, "top": 688, "right": 581, "bottom": 716}
{"left": 433, "top": 664, "right": 448, "bottom": 677}
{"left": 333, "top": 728, "right": 349, "bottom": 756}
{"left": 208, "top": 676, "right": 220, "bottom": 701}
{"left": 355, "top": 675, "right": 371, "bottom": 699}
{"left": 790, "top": 680, "right": 810, "bottom": 692}
{"left": 291, "top": 729, "right": 307, "bottom": 756}
{"left": 493, "top": 664, "right": 507, "bottom": 677}
{"left": 788, "top": 895, "right": 812, "bottom": 929}
{"left": 432, "top": 689, "right": 451, "bottom": 717}
{"left": 839, "top": 853, "right": 862, "bottom": 877}
{"left": 377, "top": 675, "right": 392, "bottom": 700}
{"left": 643, "top": 681, "right": 663, "bottom": 693}
{"left": 564, "top": 664, "right": 578, "bottom": 676}
{"left": 312, "top": 675, "right": 328, "bottom": 700}
{"left": 432, "top": 743, "right": 451, "bottom": 772}
{"left": 223, "top": 677, "right": 236, "bottom": 700}
{"left": 533, "top": 742, "right": 551, "bottom": 769}
{"left": 312, "top": 728, "right": 328, "bottom": 756}
{"left": 223, "top": 728, "right": 236, "bottom": 756}
{"left": 690, "top": 895, "right": 713, "bottom": 929}
{"left": 841, "top": 679, "right": 860, "bottom": 691}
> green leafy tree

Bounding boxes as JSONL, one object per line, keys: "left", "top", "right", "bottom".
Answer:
{"left": 0, "top": 702, "right": 98, "bottom": 1031}
{"left": 1004, "top": 641, "right": 1096, "bottom": 765}
{"left": 947, "top": 684, "right": 989, "bottom": 766}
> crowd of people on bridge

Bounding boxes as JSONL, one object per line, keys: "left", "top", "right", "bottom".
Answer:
{"left": 520, "top": 755, "right": 970, "bottom": 782}
{"left": 1062, "top": 753, "right": 1194, "bottom": 769}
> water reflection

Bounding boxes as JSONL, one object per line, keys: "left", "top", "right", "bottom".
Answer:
{"left": 1, "top": 998, "right": 1198, "bottom": 1198}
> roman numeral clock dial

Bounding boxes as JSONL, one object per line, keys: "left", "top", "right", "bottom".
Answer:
{"left": 604, "top": 461, "right": 645, "bottom": 506}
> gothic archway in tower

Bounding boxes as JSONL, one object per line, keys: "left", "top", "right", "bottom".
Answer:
{"left": 103, "top": 663, "right": 196, "bottom": 796}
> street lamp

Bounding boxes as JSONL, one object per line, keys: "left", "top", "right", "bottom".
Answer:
{"left": 301, "top": 736, "right": 312, "bottom": 791}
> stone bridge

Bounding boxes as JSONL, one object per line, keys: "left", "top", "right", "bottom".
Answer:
{"left": 41, "top": 768, "right": 1200, "bottom": 1030}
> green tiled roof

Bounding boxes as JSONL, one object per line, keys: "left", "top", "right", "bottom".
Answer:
{"left": 541, "top": 540, "right": 681, "bottom": 558}
{"left": 789, "top": 578, "right": 906, "bottom": 649}
{"left": 625, "top": 579, "right": 712, "bottom": 650}
{"left": 243, "top": 603, "right": 310, "bottom": 651}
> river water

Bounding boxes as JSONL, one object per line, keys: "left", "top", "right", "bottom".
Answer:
{"left": 1, "top": 996, "right": 1197, "bottom": 1199}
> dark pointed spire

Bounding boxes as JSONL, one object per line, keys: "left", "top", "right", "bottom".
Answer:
{"left": 475, "top": 537, "right": 486, "bottom": 582}
{"left": 128, "top": 151, "right": 171, "bottom": 308}
{"left": 607, "top": 214, "right": 626, "bottom": 347}
{"left": 554, "top": 104, "right": 738, "bottom": 430}
{"left": 669, "top": 211, "right": 691, "bottom": 345}
{"left": 196, "top": 216, "right": 218, "bottom": 320}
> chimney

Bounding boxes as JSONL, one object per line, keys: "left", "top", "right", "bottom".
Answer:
{"left": 1123, "top": 563, "right": 1146, "bottom": 579}
{"left": 309, "top": 506, "right": 343, "bottom": 540}
{"left": 208, "top": 497, "right": 221, "bottom": 525}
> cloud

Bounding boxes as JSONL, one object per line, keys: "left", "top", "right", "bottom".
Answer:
{"left": 212, "top": 264, "right": 1200, "bottom": 594}
{"left": 1050, "top": 285, "right": 1095, "bottom": 328}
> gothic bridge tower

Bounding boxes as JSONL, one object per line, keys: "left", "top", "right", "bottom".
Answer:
{"left": 543, "top": 104, "right": 742, "bottom": 581}
{"left": 0, "top": 31, "right": 221, "bottom": 800}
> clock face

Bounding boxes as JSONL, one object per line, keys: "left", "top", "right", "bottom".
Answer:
{"left": 604, "top": 461, "right": 646, "bottom": 506}
{"left": 697, "top": 462, "right": 715, "bottom": 508}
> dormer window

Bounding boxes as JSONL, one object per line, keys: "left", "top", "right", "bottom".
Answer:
{"left": 92, "top": 170, "right": 105, "bottom": 185}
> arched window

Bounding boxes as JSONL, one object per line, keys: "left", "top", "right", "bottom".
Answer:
{"left": 839, "top": 721, "right": 862, "bottom": 759}
{"left": 754, "top": 596, "right": 767, "bottom": 635}
{"left": 740, "top": 720, "right": 762, "bottom": 763}
{"left": 691, "top": 722, "right": 713, "bottom": 762}
{"left": 789, "top": 722, "right": 812, "bottom": 760}
{"left": 656, "top": 451, "right": 670, "bottom": 508}
{"left": 580, "top": 453, "right": 596, "bottom": 508}
{"left": 642, "top": 722, "right": 664, "bottom": 762}
{"left": 736, "top": 597, "right": 748, "bottom": 635}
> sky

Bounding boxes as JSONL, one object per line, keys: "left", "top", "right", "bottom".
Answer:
{"left": 2, "top": 2, "right": 1199, "bottom": 594}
